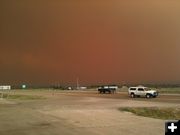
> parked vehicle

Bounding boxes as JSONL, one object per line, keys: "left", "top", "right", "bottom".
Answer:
{"left": 128, "top": 86, "right": 158, "bottom": 98}
{"left": 98, "top": 85, "right": 118, "bottom": 94}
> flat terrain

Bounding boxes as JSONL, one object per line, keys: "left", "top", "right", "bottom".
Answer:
{"left": 0, "top": 90, "right": 180, "bottom": 135}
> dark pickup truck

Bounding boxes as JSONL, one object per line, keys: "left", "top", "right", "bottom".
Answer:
{"left": 98, "top": 86, "right": 118, "bottom": 94}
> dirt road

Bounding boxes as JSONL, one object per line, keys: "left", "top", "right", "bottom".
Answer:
{"left": 0, "top": 90, "right": 179, "bottom": 135}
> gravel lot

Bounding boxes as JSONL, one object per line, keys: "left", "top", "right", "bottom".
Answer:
{"left": 0, "top": 90, "right": 179, "bottom": 135}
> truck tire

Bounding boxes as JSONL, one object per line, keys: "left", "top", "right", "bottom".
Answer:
{"left": 131, "top": 93, "right": 135, "bottom": 98}
{"left": 146, "top": 94, "right": 151, "bottom": 98}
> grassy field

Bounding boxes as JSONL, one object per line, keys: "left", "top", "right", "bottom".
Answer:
{"left": 120, "top": 107, "right": 180, "bottom": 120}
{"left": 0, "top": 93, "right": 45, "bottom": 100}
{"left": 157, "top": 87, "right": 180, "bottom": 94}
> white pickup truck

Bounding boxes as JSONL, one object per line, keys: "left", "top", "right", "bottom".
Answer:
{"left": 128, "top": 86, "right": 158, "bottom": 98}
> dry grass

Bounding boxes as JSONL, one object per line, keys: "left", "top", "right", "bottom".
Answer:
{"left": 0, "top": 93, "right": 45, "bottom": 100}
{"left": 120, "top": 107, "right": 180, "bottom": 120}
{"left": 158, "top": 88, "right": 180, "bottom": 94}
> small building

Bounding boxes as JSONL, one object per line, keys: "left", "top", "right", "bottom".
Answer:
{"left": 79, "top": 87, "right": 87, "bottom": 90}
{"left": 0, "top": 85, "right": 11, "bottom": 90}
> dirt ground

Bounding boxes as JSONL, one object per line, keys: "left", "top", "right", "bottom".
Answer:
{"left": 0, "top": 90, "right": 180, "bottom": 135}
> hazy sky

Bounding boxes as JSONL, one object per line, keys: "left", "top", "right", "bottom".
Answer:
{"left": 0, "top": 1, "right": 180, "bottom": 86}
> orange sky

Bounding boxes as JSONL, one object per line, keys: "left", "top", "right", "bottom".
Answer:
{"left": 0, "top": 1, "right": 180, "bottom": 86}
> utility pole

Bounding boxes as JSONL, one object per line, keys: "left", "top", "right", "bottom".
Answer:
{"left": 76, "top": 77, "right": 79, "bottom": 90}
